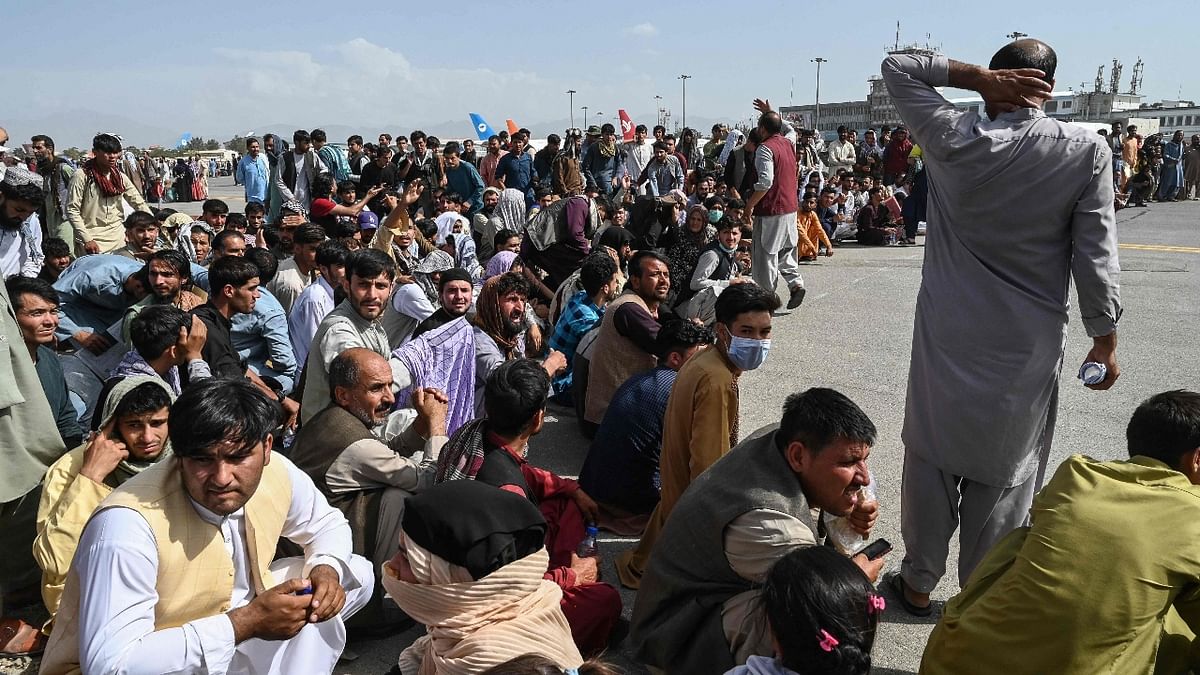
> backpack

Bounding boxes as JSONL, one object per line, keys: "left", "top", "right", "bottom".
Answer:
{"left": 524, "top": 196, "right": 598, "bottom": 252}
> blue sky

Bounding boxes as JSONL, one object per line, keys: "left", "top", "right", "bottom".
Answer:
{"left": 4, "top": 0, "right": 1197, "bottom": 146}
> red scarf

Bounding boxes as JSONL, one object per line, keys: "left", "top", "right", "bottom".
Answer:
{"left": 83, "top": 158, "right": 125, "bottom": 198}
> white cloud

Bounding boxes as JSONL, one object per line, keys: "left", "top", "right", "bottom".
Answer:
{"left": 625, "top": 22, "right": 658, "bottom": 37}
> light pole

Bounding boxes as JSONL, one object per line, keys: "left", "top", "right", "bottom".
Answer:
{"left": 595, "top": 112, "right": 604, "bottom": 127}
{"left": 582, "top": 106, "right": 589, "bottom": 129}
{"left": 654, "top": 95, "right": 663, "bottom": 127}
{"left": 811, "top": 58, "right": 827, "bottom": 132}
{"left": 678, "top": 74, "right": 692, "bottom": 129}
{"left": 566, "top": 89, "right": 577, "bottom": 128}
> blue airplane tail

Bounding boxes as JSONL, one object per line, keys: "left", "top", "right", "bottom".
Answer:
{"left": 469, "top": 113, "right": 495, "bottom": 141}
{"left": 175, "top": 132, "right": 193, "bottom": 149}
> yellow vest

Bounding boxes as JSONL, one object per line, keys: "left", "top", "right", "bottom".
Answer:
{"left": 40, "top": 455, "right": 293, "bottom": 675}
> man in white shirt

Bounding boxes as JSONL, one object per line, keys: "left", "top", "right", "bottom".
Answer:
{"left": 826, "top": 126, "right": 858, "bottom": 176}
{"left": 289, "top": 240, "right": 349, "bottom": 365}
{"left": 624, "top": 124, "right": 653, "bottom": 190}
{"left": 40, "top": 379, "right": 373, "bottom": 675}
{"left": 269, "top": 223, "right": 324, "bottom": 313}
{"left": 0, "top": 165, "right": 45, "bottom": 278}
{"left": 273, "top": 130, "right": 328, "bottom": 210}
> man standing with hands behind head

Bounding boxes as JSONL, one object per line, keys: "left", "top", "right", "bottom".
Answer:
{"left": 881, "top": 39, "right": 1122, "bottom": 615}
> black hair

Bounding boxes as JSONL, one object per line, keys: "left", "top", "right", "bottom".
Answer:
{"left": 310, "top": 128, "right": 327, "bottom": 143}
{"left": 5, "top": 275, "right": 58, "bottom": 310}
{"left": 653, "top": 124, "right": 666, "bottom": 134}
{"left": 293, "top": 223, "right": 327, "bottom": 246}
{"left": 327, "top": 350, "right": 362, "bottom": 398}
{"left": 92, "top": 133, "right": 122, "bottom": 153}
{"left": 246, "top": 248, "right": 279, "bottom": 285}
{"left": 493, "top": 228, "right": 520, "bottom": 250}
{"left": 484, "top": 359, "right": 550, "bottom": 436}
{"left": 777, "top": 388, "right": 877, "bottom": 454}
{"left": 316, "top": 240, "right": 350, "bottom": 268}
{"left": 442, "top": 142, "right": 461, "bottom": 157}
{"left": 652, "top": 140, "right": 669, "bottom": 152}
{"left": 989, "top": 39, "right": 1057, "bottom": 83}
{"left": 244, "top": 201, "right": 265, "bottom": 217}
{"left": 1, "top": 179, "right": 46, "bottom": 206}
{"left": 42, "top": 237, "right": 71, "bottom": 259}
{"left": 212, "top": 229, "right": 246, "bottom": 254}
{"left": 31, "top": 134, "right": 55, "bottom": 151}
{"left": 714, "top": 215, "right": 741, "bottom": 232}
{"left": 579, "top": 251, "right": 618, "bottom": 296}
{"left": 208, "top": 255, "right": 260, "bottom": 295}
{"left": 331, "top": 219, "right": 359, "bottom": 241}
{"left": 346, "top": 248, "right": 395, "bottom": 281}
{"left": 225, "top": 213, "right": 247, "bottom": 231}
{"left": 443, "top": 191, "right": 464, "bottom": 204}
{"left": 244, "top": 136, "right": 260, "bottom": 149}
{"left": 546, "top": 133, "right": 561, "bottom": 145}
{"left": 337, "top": 180, "right": 357, "bottom": 195}
{"left": 169, "top": 379, "right": 280, "bottom": 458}
{"left": 759, "top": 111, "right": 784, "bottom": 135}
{"left": 130, "top": 304, "right": 190, "bottom": 360}
{"left": 601, "top": 123, "right": 615, "bottom": 135}
{"left": 714, "top": 281, "right": 780, "bottom": 325}
{"left": 293, "top": 129, "right": 310, "bottom": 144}
{"left": 379, "top": 133, "right": 392, "bottom": 143}
{"left": 629, "top": 250, "right": 669, "bottom": 279}
{"left": 410, "top": 130, "right": 427, "bottom": 143}
{"left": 147, "top": 248, "right": 190, "bottom": 280}
{"left": 764, "top": 546, "right": 880, "bottom": 675}
{"left": 1126, "top": 390, "right": 1200, "bottom": 468}
{"left": 111, "top": 380, "right": 172, "bottom": 420}
{"left": 348, "top": 134, "right": 363, "bottom": 146}
{"left": 492, "top": 269, "right": 529, "bottom": 300}
{"left": 654, "top": 319, "right": 715, "bottom": 359}
{"left": 312, "top": 174, "right": 335, "bottom": 200}
{"left": 124, "top": 210, "right": 158, "bottom": 231}
{"left": 415, "top": 218, "right": 440, "bottom": 242}
{"left": 202, "top": 199, "right": 229, "bottom": 216}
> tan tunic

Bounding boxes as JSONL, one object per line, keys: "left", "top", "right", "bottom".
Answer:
{"left": 65, "top": 168, "right": 151, "bottom": 255}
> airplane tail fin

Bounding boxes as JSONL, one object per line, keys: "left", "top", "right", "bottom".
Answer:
{"left": 618, "top": 110, "right": 635, "bottom": 141}
{"left": 505, "top": 119, "right": 520, "bottom": 135}
{"left": 469, "top": 113, "right": 495, "bottom": 141}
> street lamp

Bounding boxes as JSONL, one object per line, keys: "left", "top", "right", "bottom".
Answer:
{"left": 678, "top": 74, "right": 692, "bottom": 129}
{"left": 582, "top": 106, "right": 589, "bottom": 129}
{"left": 595, "top": 112, "right": 605, "bottom": 126}
{"left": 811, "top": 58, "right": 827, "bottom": 132}
{"left": 654, "top": 95, "right": 663, "bottom": 126}
{"left": 566, "top": 89, "right": 577, "bottom": 128}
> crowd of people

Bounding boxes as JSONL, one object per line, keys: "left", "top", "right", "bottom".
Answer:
{"left": 0, "top": 36, "right": 1196, "bottom": 675}
{"left": 1102, "top": 123, "right": 1200, "bottom": 206}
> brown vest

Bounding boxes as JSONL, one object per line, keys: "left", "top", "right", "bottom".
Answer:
{"left": 584, "top": 291, "right": 658, "bottom": 424}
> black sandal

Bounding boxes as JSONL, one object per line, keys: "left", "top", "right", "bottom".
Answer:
{"left": 885, "top": 571, "right": 933, "bottom": 617}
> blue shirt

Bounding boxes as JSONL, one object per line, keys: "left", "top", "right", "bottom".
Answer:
{"left": 496, "top": 151, "right": 537, "bottom": 205}
{"left": 445, "top": 161, "right": 486, "bottom": 217}
{"left": 231, "top": 287, "right": 298, "bottom": 394}
{"left": 578, "top": 366, "right": 677, "bottom": 513}
{"left": 547, "top": 290, "right": 603, "bottom": 394}
{"left": 52, "top": 254, "right": 145, "bottom": 342}
{"left": 236, "top": 155, "right": 270, "bottom": 203}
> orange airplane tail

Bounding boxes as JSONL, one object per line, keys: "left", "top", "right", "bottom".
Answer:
{"left": 505, "top": 119, "right": 520, "bottom": 135}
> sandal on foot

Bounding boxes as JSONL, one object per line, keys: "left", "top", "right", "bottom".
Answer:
{"left": 0, "top": 618, "right": 48, "bottom": 657}
{"left": 885, "top": 571, "right": 933, "bottom": 617}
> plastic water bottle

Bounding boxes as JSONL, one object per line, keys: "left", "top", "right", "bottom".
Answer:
{"left": 887, "top": 231, "right": 897, "bottom": 246}
{"left": 824, "top": 472, "right": 876, "bottom": 556}
{"left": 576, "top": 525, "right": 599, "bottom": 558}
{"left": 1079, "top": 362, "right": 1107, "bottom": 386}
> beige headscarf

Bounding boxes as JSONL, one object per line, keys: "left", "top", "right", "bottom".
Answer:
{"left": 382, "top": 532, "right": 583, "bottom": 675}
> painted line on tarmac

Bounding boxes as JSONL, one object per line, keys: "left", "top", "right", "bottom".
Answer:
{"left": 1120, "top": 243, "right": 1200, "bottom": 254}
{"left": 809, "top": 252, "right": 924, "bottom": 303}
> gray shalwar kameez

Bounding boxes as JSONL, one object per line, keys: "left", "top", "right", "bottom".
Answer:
{"left": 882, "top": 54, "right": 1122, "bottom": 592}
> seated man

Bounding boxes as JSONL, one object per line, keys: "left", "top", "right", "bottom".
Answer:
{"left": 235, "top": 248, "right": 300, "bottom": 396}
{"left": 921, "top": 390, "right": 1200, "bottom": 675}
{"left": 547, "top": 251, "right": 618, "bottom": 404}
{"left": 680, "top": 216, "right": 751, "bottom": 325}
{"left": 435, "top": 359, "right": 621, "bottom": 656}
{"left": 113, "top": 305, "right": 211, "bottom": 395}
{"left": 120, "top": 248, "right": 203, "bottom": 344}
{"left": 630, "top": 388, "right": 884, "bottom": 674}
{"left": 301, "top": 249, "right": 393, "bottom": 425}
{"left": 289, "top": 240, "right": 349, "bottom": 366}
{"left": 472, "top": 272, "right": 566, "bottom": 413}
{"left": 53, "top": 253, "right": 146, "bottom": 353}
{"left": 34, "top": 376, "right": 174, "bottom": 628}
{"left": 37, "top": 237, "right": 73, "bottom": 284}
{"left": 584, "top": 251, "right": 671, "bottom": 430}
{"left": 410, "top": 267, "right": 473, "bottom": 339}
{"left": 191, "top": 256, "right": 300, "bottom": 426}
{"left": 5, "top": 276, "right": 82, "bottom": 449}
{"left": 268, "top": 222, "right": 323, "bottom": 313}
{"left": 289, "top": 348, "right": 448, "bottom": 626}
{"left": 113, "top": 211, "right": 160, "bottom": 260}
{"left": 578, "top": 320, "right": 713, "bottom": 534}
{"left": 40, "top": 379, "right": 373, "bottom": 675}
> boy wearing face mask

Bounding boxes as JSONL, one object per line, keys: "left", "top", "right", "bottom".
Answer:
{"left": 615, "top": 283, "right": 780, "bottom": 589}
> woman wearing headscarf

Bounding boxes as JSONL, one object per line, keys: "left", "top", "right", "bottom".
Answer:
{"left": 172, "top": 158, "right": 192, "bottom": 203}
{"left": 383, "top": 480, "right": 583, "bottom": 675}
{"left": 663, "top": 205, "right": 714, "bottom": 308}
{"left": 484, "top": 251, "right": 521, "bottom": 281}
{"left": 493, "top": 188, "right": 527, "bottom": 234}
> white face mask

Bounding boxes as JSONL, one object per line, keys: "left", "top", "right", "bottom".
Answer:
{"left": 726, "top": 335, "right": 771, "bottom": 371}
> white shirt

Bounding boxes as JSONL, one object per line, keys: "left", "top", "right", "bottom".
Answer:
{"left": 290, "top": 152, "right": 327, "bottom": 206}
{"left": 288, "top": 276, "right": 336, "bottom": 365}
{"left": 71, "top": 456, "right": 358, "bottom": 675}
{"left": 0, "top": 212, "right": 42, "bottom": 278}
{"left": 268, "top": 258, "right": 315, "bottom": 314}
{"left": 624, "top": 141, "right": 653, "bottom": 179}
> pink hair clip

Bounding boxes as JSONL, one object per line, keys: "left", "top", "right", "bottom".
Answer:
{"left": 818, "top": 629, "right": 840, "bottom": 652}
{"left": 868, "top": 594, "right": 887, "bottom": 614}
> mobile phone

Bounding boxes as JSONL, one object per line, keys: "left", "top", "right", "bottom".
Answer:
{"left": 860, "top": 538, "right": 892, "bottom": 561}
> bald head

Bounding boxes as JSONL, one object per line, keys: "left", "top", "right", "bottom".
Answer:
{"left": 758, "top": 111, "right": 783, "bottom": 137}
{"left": 329, "top": 348, "right": 395, "bottom": 425}
{"left": 989, "top": 39, "right": 1057, "bottom": 84}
